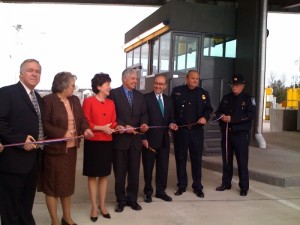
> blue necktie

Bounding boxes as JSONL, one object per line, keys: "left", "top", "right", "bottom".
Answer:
{"left": 158, "top": 94, "right": 164, "bottom": 116}
{"left": 30, "top": 91, "right": 44, "bottom": 142}
{"left": 127, "top": 90, "right": 133, "bottom": 106}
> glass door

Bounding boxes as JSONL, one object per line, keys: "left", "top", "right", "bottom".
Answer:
{"left": 171, "top": 33, "right": 201, "bottom": 89}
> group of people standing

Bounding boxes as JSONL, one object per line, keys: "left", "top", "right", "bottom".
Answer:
{"left": 0, "top": 58, "right": 256, "bottom": 225}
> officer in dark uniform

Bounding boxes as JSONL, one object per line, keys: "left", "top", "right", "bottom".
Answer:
{"left": 171, "top": 70, "right": 213, "bottom": 198}
{"left": 215, "top": 73, "right": 256, "bottom": 196}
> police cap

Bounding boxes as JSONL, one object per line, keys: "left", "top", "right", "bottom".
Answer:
{"left": 229, "top": 73, "right": 245, "bottom": 85}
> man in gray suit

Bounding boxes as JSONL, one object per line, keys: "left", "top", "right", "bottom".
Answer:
{"left": 109, "top": 68, "right": 148, "bottom": 212}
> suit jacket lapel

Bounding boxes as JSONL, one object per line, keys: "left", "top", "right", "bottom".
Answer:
{"left": 17, "top": 82, "right": 37, "bottom": 115}
{"left": 119, "top": 86, "right": 132, "bottom": 108}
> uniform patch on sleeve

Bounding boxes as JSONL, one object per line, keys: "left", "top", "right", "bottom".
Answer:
{"left": 202, "top": 95, "right": 206, "bottom": 100}
{"left": 251, "top": 97, "right": 256, "bottom": 106}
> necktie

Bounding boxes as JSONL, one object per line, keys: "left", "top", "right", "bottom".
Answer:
{"left": 127, "top": 90, "right": 133, "bottom": 106}
{"left": 158, "top": 94, "right": 164, "bottom": 116}
{"left": 30, "top": 91, "right": 44, "bottom": 142}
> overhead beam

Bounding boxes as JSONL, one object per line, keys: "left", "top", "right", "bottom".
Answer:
{"left": 0, "top": 0, "right": 166, "bottom": 5}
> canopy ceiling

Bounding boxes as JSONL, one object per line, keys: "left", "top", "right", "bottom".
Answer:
{"left": 1, "top": 0, "right": 300, "bottom": 12}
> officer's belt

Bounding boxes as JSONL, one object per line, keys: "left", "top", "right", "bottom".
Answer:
{"left": 228, "top": 128, "right": 249, "bottom": 134}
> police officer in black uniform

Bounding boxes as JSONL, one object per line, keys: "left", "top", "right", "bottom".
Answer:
{"left": 215, "top": 74, "right": 256, "bottom": 196}
{"left": 171, "top": 70, "right": 213, "bottom": 198}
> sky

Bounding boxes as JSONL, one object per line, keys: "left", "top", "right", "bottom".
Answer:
{"left": 0, "top": 3, "right": 299, "bottom": 89}
{"left": 0, "top": 3, "right": 158, "bottom": 89}
{"left": 266, "top": 12, "right": 300, "bottom": 87}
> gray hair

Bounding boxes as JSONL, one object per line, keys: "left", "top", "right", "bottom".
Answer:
{"left": 51, "top": 72, "right": 77, "bottom": 93}
{"left": 20, "top": 59, "right": 41, "bottom": 73}
{"left": 122, "top": 68, "right": 138, "bottom": 81}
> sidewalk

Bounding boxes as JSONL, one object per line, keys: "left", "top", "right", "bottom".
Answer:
{"left": 32, "top": 124, "right": 300, "bottom": 224}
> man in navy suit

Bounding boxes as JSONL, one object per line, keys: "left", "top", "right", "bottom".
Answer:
{"left": 109, "top": 68, "right": 148, "bottom": 213}
{"left": 0, "top": 59, "right": 43, "bottom": 225}
{"left": 142, "top": 75, "right": 178, "bottom": 203}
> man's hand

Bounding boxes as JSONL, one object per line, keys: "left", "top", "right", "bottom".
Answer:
{"left": 221, "top": 114, "right": 231, "bottom": 123}
{"left": 140, "top": 123, "right": 148, "bottom": 133}
{"left": 169, "top": 123, "right": 178, "bottom": 131}
{"left": 0, "top": 143, "right": 4, "bottom": 153}
{"left": 142, "top": 140, "right": 149, "bottom": 148}
{"left": 197, "top": 117, "right": 207, "bottom": 125}
{"left": 23, "top": 135, "right": 37, "bottom": 151}
{"left": 115, "top": 125, "right": 125, "bottom": 134}
{"left": 125, "top": 125, "right": 136, "bottom": 134}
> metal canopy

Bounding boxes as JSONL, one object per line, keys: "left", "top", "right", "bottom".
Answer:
{"left": 1, "top": 0, "right": 300, "bottom": 12}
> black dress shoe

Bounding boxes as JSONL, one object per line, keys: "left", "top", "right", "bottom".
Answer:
{"left": 216, "top": 185, "right": 232, "bottom": 191}
{"left": 240, "top": 190, "right": 248, "bottom": 196}
{"left": 144, "top": 195, "right": 152, "bottom": 203}
{"left": 174, "top": 188, "right": 186, "bottom": 196}
{"left": 61, "top": 218, "right": 77, "bottom": 225}
{"left": 194, "top": 189, "right": 204, "bottom": 198}
{"left": 127, "top": 201, "right": 142, "bottom": 210}
{"left": 98, "top": 206, "right": 111, "bottom": 219}
{"left": 90, "top": 216, "right": 98, "bottom": 222}
{"left": 115, "top": 202, "right": 126, "bottom": 213}
{"left": 155, "top": 193, "right": 172, "bottom": 202}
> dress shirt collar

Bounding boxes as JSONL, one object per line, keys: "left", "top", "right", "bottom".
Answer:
{"left": 122, "top": 85, "right": 133, "bottom": 95}
{"left": 20, "top": 81, "right": 33, "bottom": 96}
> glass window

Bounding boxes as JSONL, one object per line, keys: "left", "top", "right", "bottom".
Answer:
{"left": 203, "top": 35, "right": 236, "bottom": 58}
{"left": 159, "top": 32, "right": 171, "bottom": 73}
{"left": 127, "top": 50, "right": 133, "bottom": 67}
{"left": 133, "top": 47, "right": 140, "bottom": 65}
{"left": 225, "top": 38, "right": 236, "bottom": 58}
{"left": 141, "top": 44, "right": 148, "bottom": 76}
{"left": 173, "top": 35, "right": 198, "bottom": 73}
{"left": 210, "top": 37, "right": 224, "bottom": 57}
{"left": 152, "top": 39, "right": 159, "bottom": 74}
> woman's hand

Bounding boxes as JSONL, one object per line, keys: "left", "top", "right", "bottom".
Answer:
{"left": 84, "top": 129, "right": 94, "bottom": 138}
{"left": 101, "top": 123, "right": 115, "bottom": 135}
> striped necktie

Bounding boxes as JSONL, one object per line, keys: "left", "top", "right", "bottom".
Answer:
{"left": 127, "top": 90, "right": 133, "bottom": 106}
{"left": 30, "top": 91, "right": 44, "bottom": 142}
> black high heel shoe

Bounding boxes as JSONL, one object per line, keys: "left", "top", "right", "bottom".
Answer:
{"left": 90, "top": 208, "right": 98, "bottom": 222}
{"left": 98, "top": 206, "right": 111, "bottom": 219}
{"left": 61, "top": 218, "right": 77, "bottom": 225}
{"left": 90, "top": 216, "right": 98, "bottom": 222}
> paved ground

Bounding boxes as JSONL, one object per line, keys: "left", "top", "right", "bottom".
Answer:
{"left": 31, "top": 122, "right": 300, "bottom": 225}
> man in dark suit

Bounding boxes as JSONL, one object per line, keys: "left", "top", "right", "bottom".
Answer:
{"left": 0, "top": 59, "right": 43, "bottom": 225}
{"left": 142, "top": 75, "right": 178, "bottom": 203}
{"left": 171, "top": 70, "right": 213, "bottom": 198}
{"left": 109, "top": 68, "right": 148, "bottom": 213}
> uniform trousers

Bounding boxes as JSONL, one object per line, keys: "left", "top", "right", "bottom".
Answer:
{"left": 221, "top": 131, "right": 249, "bottom": 191}
{"left": 113, "top": 145, "right": 141, "bottom": 203}
{"left": 173, "top": 128, "right": 204, "bottom": 191}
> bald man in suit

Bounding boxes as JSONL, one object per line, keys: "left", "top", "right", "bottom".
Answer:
{"left": 142, "top": 75, "right": 178, "bottom": 203}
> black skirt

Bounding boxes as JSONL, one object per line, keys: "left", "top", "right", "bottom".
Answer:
{"left": 83, "top": 140, "right": 113, "bottom": 177}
